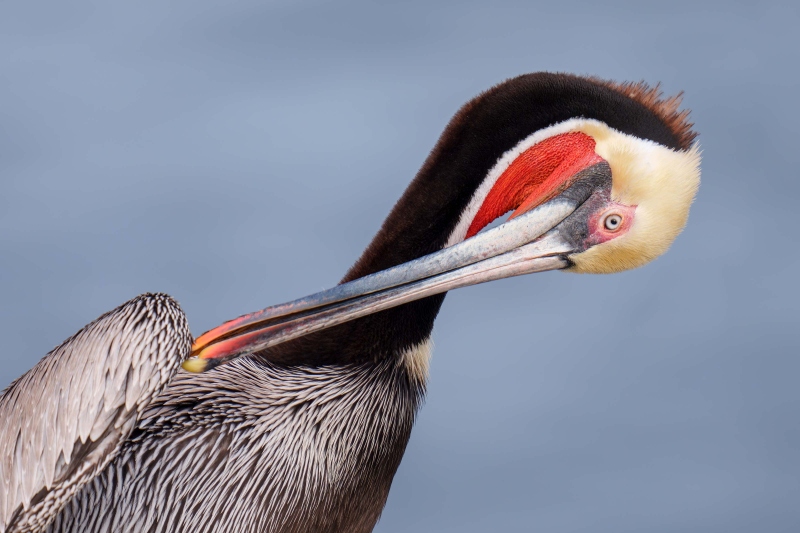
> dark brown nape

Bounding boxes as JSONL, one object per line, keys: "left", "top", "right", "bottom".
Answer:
{"left": 260, "top": 72, "right": 697, "bottom": 367}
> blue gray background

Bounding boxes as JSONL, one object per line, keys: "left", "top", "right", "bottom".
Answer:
{"left": 1, "top": 1, "right": 798, "bottom": 531}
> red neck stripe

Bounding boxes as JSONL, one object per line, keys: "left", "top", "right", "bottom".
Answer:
{"left": 465, "top": 132, "right": 604, "bottom": 239}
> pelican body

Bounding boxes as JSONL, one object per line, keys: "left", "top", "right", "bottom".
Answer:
{"left": 1, "top": 73, "right": 700, "bottom": 533}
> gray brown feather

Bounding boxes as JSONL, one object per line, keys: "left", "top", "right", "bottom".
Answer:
{"left": 0, "top": 294, "right": 192, "bottom": 533}
{"left": 46, "top": 354, "right": 424, "bottom": 533}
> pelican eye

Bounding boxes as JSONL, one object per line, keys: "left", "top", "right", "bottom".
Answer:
{"left": 603, "top": 213, "right": 623, "bottom": 231}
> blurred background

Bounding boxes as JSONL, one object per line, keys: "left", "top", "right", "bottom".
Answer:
{"left": 1, "top": 1, "right": 798, "bottom": 531}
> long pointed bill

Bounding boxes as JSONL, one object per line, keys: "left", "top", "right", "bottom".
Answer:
{"left": 183, "top": 165, "right": 609, "bottom": 373}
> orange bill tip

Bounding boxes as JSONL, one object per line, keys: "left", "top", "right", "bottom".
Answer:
{"left": 181, "top": 357, "right": 210, "bottom": 373}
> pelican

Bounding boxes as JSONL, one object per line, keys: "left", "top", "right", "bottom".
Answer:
{"left": 1, "top": 72, "right": 700, "bottom": 533}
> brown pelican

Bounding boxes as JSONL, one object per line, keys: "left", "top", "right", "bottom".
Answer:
{"left": 0, "top": 73, "right": 700, "bottom": 533}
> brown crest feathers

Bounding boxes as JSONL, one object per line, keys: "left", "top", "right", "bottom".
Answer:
{"left": 592, "top": 77, "right": 698, "bottom": 150}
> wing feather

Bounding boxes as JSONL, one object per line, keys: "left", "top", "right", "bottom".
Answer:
{"left": 0, "top": 293, "right": 191, "bottom": 533}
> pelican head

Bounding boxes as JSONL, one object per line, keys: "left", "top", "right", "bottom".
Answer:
{"left": 184, "top": 73, "right": 701, "bottom": 372}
